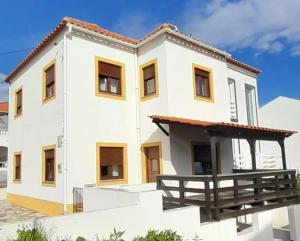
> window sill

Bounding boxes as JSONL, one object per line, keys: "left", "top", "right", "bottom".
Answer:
{"left": 141, "top": 92, "right": 159, "bottom": 102}
{"left": 42, "top": 181, "right": 56, "bottom": 187}
{"left": 13, "top": 180, "right": 21, "bottom": 184}
{"left": 194, "top": 95, "right": 214, "bottom": 103}
{"left": 14, "top": 113, "right": 23, "bottom": 119}
{"left": 97, "top": 178, "right": 128, "bottom": 186}
{"left": 95, "top": 91, "right": 126, "bottom": 101}
{"left": 42, "top": 95, "right": 56, "bottom": 104}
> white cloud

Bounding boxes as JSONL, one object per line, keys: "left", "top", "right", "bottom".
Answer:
{"left": 0, "top": 73, "right": 8, "bottom": 101}
{"left": 112, "top": 14, "right": 157, "bottom": 40}
{"left": 290, "top": 45, "right": 300, "bottom": 56}
{"left": 181, "top": 0, "right": 300, "bottom": 55}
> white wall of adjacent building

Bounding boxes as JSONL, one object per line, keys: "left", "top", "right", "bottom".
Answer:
{"left": 259, "top": 96, "right": 300, "bottom": 170}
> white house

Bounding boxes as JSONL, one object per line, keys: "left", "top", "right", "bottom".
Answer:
{"left": 0, "top": 102, "right": 8, "bottom": 188}
{"left": 4, "top": 17, "right": 297, "bottom": 222}
{"left": 260, "top": 96, "right": 300, "bottom": 170}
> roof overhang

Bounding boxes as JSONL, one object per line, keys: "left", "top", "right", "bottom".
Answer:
{"left": 150, "top": 115, "right": 296, "bottom": 141}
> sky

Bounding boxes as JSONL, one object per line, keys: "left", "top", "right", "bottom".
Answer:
{"left": 0, "top": 0, "right": 299, "bottom": 106}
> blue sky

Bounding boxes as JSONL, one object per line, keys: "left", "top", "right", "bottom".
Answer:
{"left": 0, "top": 0, "right": 299, "bottom": 105}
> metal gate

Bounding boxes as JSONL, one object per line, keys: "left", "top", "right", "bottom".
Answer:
{"left": 73, "top": 187, "right": 83, "bottom": 213}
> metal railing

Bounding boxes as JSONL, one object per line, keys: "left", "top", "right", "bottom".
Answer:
{"left": 0, "top": 130, "right": 8, "bottom": 136}
{"left": 157, "top": 170, "right": 299, "bottom": 222}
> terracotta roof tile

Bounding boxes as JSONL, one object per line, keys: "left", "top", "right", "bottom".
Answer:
{"left": 5, "top": 17, "right": 260, "bottom": 82}
{"left": 0, "top": 102, "right": 8, "bottom": 113}
{"left": 150, "top": 115, "right": 296, "bottom": 136}
{"left": 226, "top": 57, "right": 261, "bottom": 74}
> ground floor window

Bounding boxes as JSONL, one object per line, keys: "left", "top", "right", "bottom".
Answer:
{"left": 96, "top": 143, "right": 128, "bottom": 186}
{"left": 13, "top": 152, "right": 22, "bottom": 182}
{"left": 42, "top": 145, "right": 56, "bottom": 186}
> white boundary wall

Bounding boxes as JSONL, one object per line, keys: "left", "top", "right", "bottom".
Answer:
{"left": 0, "top": 186, "right": 276, "bottom": 241}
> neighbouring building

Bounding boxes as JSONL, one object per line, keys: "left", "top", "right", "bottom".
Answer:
{"left": 0, "top": 101, "right": 8, "bottom": 188}
{"left": 4, "top": 17, "right": 298, "bottom": 221}
{"left": 260, "top": 96, "right": 300, "bottom": 170}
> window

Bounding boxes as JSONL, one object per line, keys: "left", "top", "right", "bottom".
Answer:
{"left": 193, "top": 64, "right": 214, "bottom": 102}
{"left": 245, "top": 85, "right": 257, "bottom": 126}
{"left": 140, "top": 59, "right": 158, "bottom": 100}
{"left": 42, "top": 145, "right": 56, "bottom": 186}
{"left": 96, "top": 143, "right": 128, "bottom": 186}
{"left": 192, "top": 144, "right": 212, "bottom": 175}
{"left": 228, "top": 78, "right": 238, "bottom": 122}
{"left": 14, "top": 87, "right": 23, "bottom": 117}
{"left": 43, "top": 60, "right": 56, "bottom": 102}
{"left": 13, "top": 152, "right": 21, "bottom": 182}
{"left": 95, "top": 57, "right": 125, "bottom": 100}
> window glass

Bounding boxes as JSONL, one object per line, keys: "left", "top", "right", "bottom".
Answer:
{"left": 16, "top": 89, "right": 22, "bottom": 116}
{"left": 143, "top": 64, "right": 156, "bottom": 96}
{"left": 45, "top": 64, "right": 55, "bottom": 99}
{"left": 44, "top": 149, "right": 55, "bottom": 182}
{"left": 195, "top": 68, "right": 210, "bottom": 98}
{"left": 98, "top": 61, "right": 122, "bottom": 96}
{"left": 14, "top": 154, "right": 21, "bottom": 181}
{"left": 100, "top": 147, "right": 124, "bottom": 180}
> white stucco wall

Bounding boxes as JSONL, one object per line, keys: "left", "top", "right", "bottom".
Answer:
{"left": 65, "top": 33, "right": 139, "bottom": 204}
{"left": 260, "top": 96, "right": 300, "bottom": 170}
{"left": 7, "top": 32, "right": 66, "bottom": 204}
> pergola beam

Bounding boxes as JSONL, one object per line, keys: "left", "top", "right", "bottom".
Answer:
{"left": 278, "top": 139, "right": 287, "bottom": 170}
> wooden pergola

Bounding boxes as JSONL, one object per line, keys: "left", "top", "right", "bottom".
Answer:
{"left": 151, "top": 115, "right": 298, "bottom": 221}
{"left": 150, "top": 115, "right": 296, "bottom": 174}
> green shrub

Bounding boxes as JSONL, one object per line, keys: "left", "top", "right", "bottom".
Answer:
{"left": 14, "top": 227, "right": 48, "bottom": 241}
{"left": 100, "top": 228, "right": 125, "bottom": 241}
{"left": 133, "top": 230, "right": 184, "bottom": 241}
{"left": 75, "top": 237, "right": 87, "bottom": 241}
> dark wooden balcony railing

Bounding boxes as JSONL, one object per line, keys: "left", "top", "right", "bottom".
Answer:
{"left": 157, "top": 170, "right": 299, "bottom": 222}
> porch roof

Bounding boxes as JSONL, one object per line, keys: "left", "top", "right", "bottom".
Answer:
{"left": 150, "top": 115, "right": 296, "bottom": 141}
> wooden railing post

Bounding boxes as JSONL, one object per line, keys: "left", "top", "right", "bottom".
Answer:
{"left": 179, "top": 179, "right": 185, "bottom": 207}
{"left": 205, "top": 179, "right": 212, "bottom": 221}
{"left": 233, "top": 176, "right": 238, "bottom": 203}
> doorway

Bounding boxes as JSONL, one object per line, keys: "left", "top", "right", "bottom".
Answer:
{"left": 192, "top": 143, "right": 221, "bottom": 175}
{"left": 141, "top": 142, "right": 162, "bottom": 183}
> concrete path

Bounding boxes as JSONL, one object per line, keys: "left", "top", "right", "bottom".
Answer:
{"left": 0, "top": 200, "right": 44, "bottom": 225}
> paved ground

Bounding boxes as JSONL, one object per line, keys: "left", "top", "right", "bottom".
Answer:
{"left": 0, "top": 200, "right": 44, "bottom": 225}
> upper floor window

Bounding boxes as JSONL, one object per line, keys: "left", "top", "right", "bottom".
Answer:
{"left": 140, "top": 59, "right": 158, "bottom": 100}
{"left": 228, "top": 78, "right": 238, "bottom": 122}
{"left": 14, "top": 87, "right": 23, "bottom": 118}
{"left": 13, "top": 152, "right": 21, "bottom": 182}
{"left": 96, "top": 143, "right": 128, "bottom": 186}
{"left": 95, "top": 57, "right": 126, "bottom": 100}
{"left": 42, "top": 145, "right": 56, "bottom": 186}
{"left": 193, "top": 64, "right": 214, "bottom": 102}
{"left": 43, "top": 60, "right": 56, "bottom": 102}
{"left": 245, "top": 84, "right": 257, "bottom": 126}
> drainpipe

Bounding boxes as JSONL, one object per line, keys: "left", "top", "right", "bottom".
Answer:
{"left": 134, "top": 48, "right": 142, "bottom": 184}
{"left": 63, "top": 24, "right": 72, "bottom": 214}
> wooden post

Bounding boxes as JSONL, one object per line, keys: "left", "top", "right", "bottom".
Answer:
{"left": 210, "top": 134, "right": 220, "bottom": 220}
{"left": 247, "top": 139, "right": 257, "bottom": 171}
{"left": 278, "top": 139, "right": 287, "bottom": 170}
